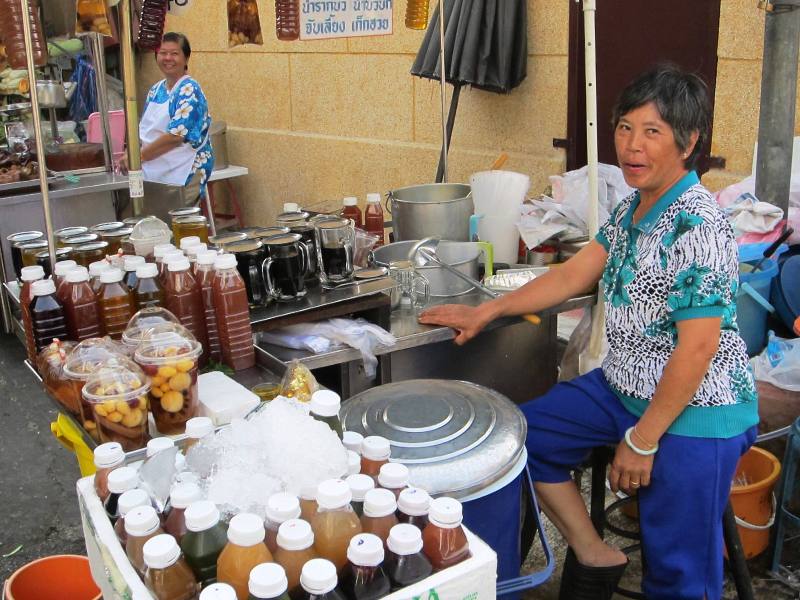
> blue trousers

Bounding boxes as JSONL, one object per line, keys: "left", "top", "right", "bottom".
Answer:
{"left": 521, "top": 369, "right": 756, "bottom": 600}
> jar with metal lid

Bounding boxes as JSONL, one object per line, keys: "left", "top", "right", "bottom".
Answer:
{"left": 169, "top": 207, "right": 201, "bottom": 241}
{"left": 244, "top": 226, "right": 290, "bottom": 241}
{"left": 90, "top": 221, "right": 125, "bottom": 235}
{"left": 8, "top": 231, "right": 44, "bottom": 279}
{"left": 101, "top": 227, "right": 133, "bottom": 257}
{"left": 35, "top": 248, "right": 73, "bottom": 277}
{"left": 72, "top": 241, "right": 110, "bottom": 267}
{"left": 62, "top": 233, "right": 100, "bottom": 247}
{"left": 123, "top": 215, "right": 156, "bottom": 227}
{"left": 55, "top": 226, "right": 89, "bottom": 247}
{"left": 275, "top": 211, "right": 310, "bottom": 228}
{"left": 20, "top": 240, "right": 49, "bottom": 267}
{"left": 262, "top": 233, "right": 310, "bottom": 302}
{"left": 226, "top": 239, "right": 268, "bottom": 306}
{"left": 173, "top": 215, "right": 209, "bottom": 246}
{"left": 208, "top": 231, "right": 247, "bottom": 251}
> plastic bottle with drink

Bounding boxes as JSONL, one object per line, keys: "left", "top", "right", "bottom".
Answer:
{"left": 212, "top": 254, "right": 255, "bottom": 371}
{"left": 165, "top": 257, "right": 210, "bottom": 365}
{"left": 309, "top": 390, "right": 343, "bottom": 439}
{"left": 421, "top": 497, "right": 470, "bottom": 570}
{"left": 123, "top": 255, "right": 146, "bottom": 290}
{"left": 29, "top": 279, "right": 68, "bottom": 352}
{"left": 360, "top": 437, "right": 391, "bottom": 482}
{"left": 341, "top": 197, "right": 363, "bottom": 229}
{"left": 115, "top": 489, "right": 151, "bottom": 546}
{"left": 342, "top": 431, "right": 363, "bottom": 455}
{"left": 248, "top": 562, "right": 291, "bottom": 600}
{"left": 311, "top": 479, "right": 363, "bottom": 571}
{"left": 142, "top": 533, "right": 198, "bottom": 600}
{"left": 341, "top": 533, "right": 391, "bottom": 600}
{"left": 202, "top": 582, "right": 239, "bottom": 599}
{"left": 346, "top": 474, "right": 375, "bottom": 518}
{"left": 195, "top": 250, "right": 222, "bottom": 363}
{"left": 385, "top": 523, "right": 432, "bottom": 589}
{"left": 97, "top": 268, "right": 136, "bottom": 339}
{"left": 273, "top": 518, "right": 319, "bottom": 595}
{"left": 363, "top": 194, "right": 385, "bottom": 247}
{"left": 265, "top": 492, "right": 301, "bottom": 554}
{"left": 404, "top": 0, "right": 430, "bottom": 29}
{"left": 377, "top": 463, "right": 409, "bottom": 500}
{"left": 217, "top": 513, "right": 273, "bottom": 599}
{"left": 397, "top": 488, "right": 431, "bottom": 531}
{"left": 93, "top": 441, "right": 125, "bottom": 502}
{"left": 63, "top": 267, "right": 102, "bottom": 342}
{"left": 360, "top": 489, "right": 398, "bottom": 549}
{"left": 274, "top": 0, "right": 300, "bottom": 41}
{"left": 134, "top": 263, "right": 166, "bottom": 309}
{"left": 126, "top": 505, "right": 165, "bottom": 576}
{"left": 0, "top": 0, "right": 48, "bottom": 68}
{"left": 164, "top": 482, "right": 203, "bottom": 543}
{"left": 347, "top": 451, "right": 361, "bottom": 476}
{"left": 181, "top": 500, "right": 229, "bottom": 588}
{"left": 53, "top": 259, "right": 78, "bottom": 302}
{"left": 299, "top": 559, "right": 346, "bottom": 600}
{"left": 89, "top": 260, "right": 110, "bottom": 293}
{"left": 20, "top": 265, "right": 45, "bottom": 364}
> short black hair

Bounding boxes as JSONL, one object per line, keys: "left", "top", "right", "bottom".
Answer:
{"left": 612, "top": 64, "right": 710, "bottom": 170}
{"left": 161, "top": 32, "right": 191, "bottom": 62}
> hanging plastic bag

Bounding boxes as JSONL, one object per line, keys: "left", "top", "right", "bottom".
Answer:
{"left": 752, "top": 333, "right": 800, "bottom": 392}
{"left": 68, "top": 55, "right": 98, "bottom": 124}
{"left": 558, "top": 307, "right": 608, "bottom": 381}
{"left": 227, "top": 0, "right": 263, "bottom": 47}
{"left": 76, "top": 0, "right": 113, "bottom": 35}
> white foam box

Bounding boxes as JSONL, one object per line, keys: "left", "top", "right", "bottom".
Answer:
{"left": 197, "top": 370, "right": 260, "bottom": 426}
{"left": 77, "top": 477, "right": 498, "bottom": 600}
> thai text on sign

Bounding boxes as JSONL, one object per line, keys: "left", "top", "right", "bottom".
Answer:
{"left": 300, "top": 0, "right": 393, "bottom": 40}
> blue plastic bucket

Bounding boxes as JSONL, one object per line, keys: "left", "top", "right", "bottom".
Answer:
{"left": 738, "top": 244, "right": 788, "bottom": 356}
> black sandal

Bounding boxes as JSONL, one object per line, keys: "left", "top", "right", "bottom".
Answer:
{"left": 558, "top": 547, "right": 629, "bottom": 600}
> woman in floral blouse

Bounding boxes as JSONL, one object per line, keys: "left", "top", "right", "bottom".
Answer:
{"left": 420, "top": 64, "right": 758, "bottom": 600}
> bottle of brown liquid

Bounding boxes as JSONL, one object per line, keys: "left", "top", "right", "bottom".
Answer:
{"left": 29, "top": 279, "right": 68, "bottom": 352}
{"left": 19, "top": 265, "right": 45, "bottom": 364}
{"left": 134, "top": 263, "right": 166, "bottom": 310}
{"left": 360, "top": 489, "right": 398, "bottom": 549}
{"left": 377, "top": 463, "right": 409, "bottom": 500}
{"left": 53, "top": 260, "right": 78, "bottom": 304}
{"left": 397, "top": 488, "right": 431, "bottom": 531}
{"left": 115, "top": 489, "right": 151, "bottom": 546}
{"left": 341, "top": 197, "right": 363, "bottom": 229}
{"left": 212, "top": 254, "right": 255, "bottom": 371}
{"left": 360, "top": 437, "right": 391, "bottom": 482}
{"left": 164, "top": 482, "right": 202, "bottom": 544}
{"left": 274, "top": 518, "right": 319, "bottom": 595}
{"left": 126, "top": 505, "right": 165, "bottom": 576}
{"left": 0, "top": 0, "right": 48, "bottom": 69}
{"left": 421, "top": 497, "right": 470, "bottom": 570}
{"left": 164, "top": 258, "right": 209, "bottom": 366}
{"left": 89, "top": 260, "right": 110, "bottom": 293}
{"left": 217, "top": 513, "right": 273, "bottom": 599}
{"left": 63, "top": 267, "right": 103, "bottom": 342}
{"left": 142, "top": 533, "right": 198, "bottom": 600}
{"left": 93, "top": 441, "right": 125, "bottom": 503}
{"left": 265, "top": 492, "right": 302, "bottom": 554}
{"left": 195, "top": 251, "right": 221, "bottom": 363}
{"left": 311, "top": 480, "right": 363, "bottom": 572}
{"left": 123, "top": 255, "right": 146, "bottom": 290}
{"left": 97, "top": 269, "right": 135, "bottom": 339}
{"left": 404, "top": 0, "right": 430, "bottom": 29}
{"left": 275, "top": 0, "right": 300, "bottom": 41}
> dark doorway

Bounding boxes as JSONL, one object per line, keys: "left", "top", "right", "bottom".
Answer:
{"left": 566, "top": 1, "right": 722, "bottom": 173}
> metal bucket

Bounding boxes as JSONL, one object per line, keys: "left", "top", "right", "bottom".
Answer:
{"left": 387, "top": 183, "right": 473, "bottom": 242}
{"left": 370, "top": 239, "right": 480, "bottom": 296}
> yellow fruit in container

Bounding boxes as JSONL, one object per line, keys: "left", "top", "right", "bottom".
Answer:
{"left": 107, "top": 411, "right": 123, "bottom": 423}
{"left": 151, "top": 387, "right": 164, "bottom": 399}
{"left": 94, "top": 404, "right": 108, "bottom": 417}
{"left": 160, "top": 391, "right": 184, "bottom": 413}
{"left": 160, "top": 383, "right": 171, "bottom": 393}
{"left": 116, "top": 400, "right": 131, "bottom": 415}
{"left": 102, "top": 400, "right": 117, "bottom": 413}
{"left": 175, "top": 359, "right": 195, "bottom": 373}
{"left": 84, "top": 420, "right": 96, "bottom": 430}
{"left": 157, "top": 366, "right": 177, "bottom": 379}
{"left": 122, "top": 409, "right": 143, "bottom": 428}
{"left": 169, "top": 372, "right": 191, "bottom": 392}
{"left": 137, "top": 397, "right": 148, "bottom": 410}
{"left": 151, "top": 375, "right": 165, "bottom": 387}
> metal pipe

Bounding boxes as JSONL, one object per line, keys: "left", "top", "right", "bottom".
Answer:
{"left": 89, "top": 32, "right": 114, "bottom": 170}
{"left": 438, "top": 0, "right": 448, "bottom": 183}
{"left": 755, "top": 2, "right": 800, "bottom": 217}
{"left": 118, "top": 0, "right": 144, "bottom": 214}
{"left": 19, "top": 0, "right": 57, "bottom": 275}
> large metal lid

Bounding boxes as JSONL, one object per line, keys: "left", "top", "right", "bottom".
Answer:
{"left": 341, "top": 379, "right": 526, "bottom": 499}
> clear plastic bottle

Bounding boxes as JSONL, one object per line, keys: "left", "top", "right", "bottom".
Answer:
{"left": 342, "top": 431, "right": 363, "bottom": 456}
{"left": 93, "top": 441, "right": 125, "bottom": 503}
{"left": 20, "top": 265, "right": 45, "bottom": 364}
{"left": 212, "top": 254, "right": 255, "bottom": 371}
{"left": 115, "top": 489, "right": 151, "bottom": 546}
{"left": 63, "top": 268, "right": 102, "bottom": 342}
{"left": 397, "top": 488, "right": 431, "bottom": 531}
{"left": 248, "top": 563, "right": 291, "bottom": 600}
{"left": 196, "top": 251, "right": 222, "bottom": 363}
{"left": 377, "top": 463, "right": 409, "bottom": 500}
{"left": 29, "top": 279, "right": 68, "bottom": 352}
{"left": 309, "top": 390, "right": 342, "bottom": 439}
{"left": 181, "top": 500, "right": 229, "bottom": 588}
{"left": 311, "top": 480, "right": 363, "bottom": 572}
{"left": 165, "top": 482, "right": 203, "bottom": 544}
{"left": 342, "top": 533, "right": 391, "bottom": 600}
{"left": 299, "top": 559, "right": 346, "bottom": 600}
{"left": 142, "top": 533, "right": 198, "bottom": 600}
{"left": 160, "top": 250, "right": 187, "bottom": 286}
{"left": 385, "top": 524, "right": 432, "bottom": 589}
{"left": 124, "top": 255, "right": 147, "bottom": 290}
{"left": 165, "top": 258, "right": 210, "bottom": 365}
{"left": 421, "top": 497, "right": 470, "bottom": 570}
{"left": 97, "top": 269, "right": 136, "bottom": 339}
{"left": 89, "top": 260, "right": 111, "bottom": 293}
{"left": 134, "top": 263, "right": 166, "bottom": 309}
{"left": 217, "top": 513, "right": 273, "bottom": 599}
{"left": 275, "top": 0, "right": 300, "bottom": 41}
{"left": 154, "top": 244, "right": 177, "bottom": 281}
{"left": 265, "top": 492, "right": 301, "bottom": 554}
{"left": 185, "top": 243, "right": 208, "bottom": 273}
{"left": 273, "top": 519, "right": 319, "bottom": 595}
{"left": 0, "top": 0, "right": 48, "bottom": 69}
{"left": 299, "top": 486, "right": 318, "bottom": 523}
{"left": 404, "top": 0, "right": 430, "bottom": 29}
{"left": 54, "top": 260, "right": 78, "bottom": 301}
{"left": 345, "top": 474, "right": 375, "bottom": 518}
{"left": 360, "top": 437, "right": 390, "bottom": 482}
{"left": 126, "top": 505, "right": 165, "bottom": 576}
{"left": 360, "top": 489, "right": 398, "bottom": 549}
{"left": 363, "top": 194, "right": 385, "bottom": 247}
{"left": 184, "top": 416, "right": 214, "bottom": 452}
{"left": 341, "top": 197, "right": 362, "bottom": 229}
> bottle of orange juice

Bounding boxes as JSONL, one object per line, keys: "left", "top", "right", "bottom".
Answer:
{"left": 217, "top": 513, "right": 273, "bottom": 599}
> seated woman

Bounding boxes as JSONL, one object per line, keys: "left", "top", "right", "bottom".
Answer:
{"left": 420, "top": 64, "right": 758, "bottom": 600}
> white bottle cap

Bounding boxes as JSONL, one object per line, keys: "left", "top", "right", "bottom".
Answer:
{"left": 346, "top": 474, "right": 375, "bottom": 502}
{"left": 118, "top": 489, "right": 150, "bottom": 517}
{"left": 123, "top": 255, "right": 146, "bottom": 272}
{"left": 185, "top": 416, "right": 214, "bottom": 439}
{"left": 249, "top": 563, "right": 288, "bottom": 599}
{"left": 162, "top": 250, "right": 185, "bottom": 264}
{"left": 276, "top": 518, "right": 314, "bottom": 551}
{"left": 65, "top": 267, "right": 90, "bottom": 283}
{"left": 387, "top": 523, "right": 424, "bottom": 555}
{"left": 366, "top": 193, "right": 381, "bottom": 204}
{"left": 378, "top": 462, "right": 410, "bottom": 490}
{"left": 99, "top": 268, "right": 124, "bottom": 284}
{"left": 88, "top": 261, "right": 110, "bottom": 277}
{"left": 20, "top": 265, "right": 45, "bottom": 282}
{"left": 184, "top": 500, "right": 221, "bottom": 532}
{"left": 179, "top": 236, "right": 201, "bottom": 250}
{"left": 227, "top": 513, "right": 266, "bottom": 546}
{"left": 142, "top": 534, "right": 181, "bottom": 569}
{"left": 283, "top": 202, "right": 299, "bottom": 212}
{"left": 342, "top": 431, "right": 364, "bottom": 454}
{"left": 135, "top": 263, "right": 159, "bottom": 278}
{"left": 347, "top": 533, "right": 384, "bottom": 567}
{"left": 200, "top": 583, "right": 238, "bottom": 600}
{"left": 343, "top": 196, "right": 358, "bottom": 207}
{"left": 428, "top": 497, "right": 463, "bottom": 528}
{"left": 397, "top": 487, "right": 431, "bottom": 517}
{"left": 93, "top": 441, "right": 124, "bottom": 468}
{"left": 266, "top": 492, "right": 301, "bottom": 524}
{"left": 185, "top": 243, "right": 208, "bottom": 258}
{"left": 153, "top": 243, "right": 175, "bottom": 259}
{"left": 146, "top": 437, "right": 175, "bottom": 458}
{"left": 107, "top": 466, "right": 138, "bottom": 494}
{"left": 125, "top": 505, "right": 161, "bottom": 537}
{"left": 169, "top": 482, "right": 202, "bottom": 509}
{"left": 196, "top": 250, "right": 219, "bottom": 266}
{"left": 167, "top": 258, "right": 191, "bottom": 272}
{"left": 31, "top": 279, "right": 56, "bottom": 296}
{"left": 361, "top": 436, "right": 391, "bottom": 461}
{"left": 363, "top": 488, "right": 397, "bottom": 518}
{"left": 347, "top": 451, "right": 361, "bottom": 476}
{"left": 300, "top": 559, "right": 338, "bottom": 595}
{"left": 316, "top": 479, "right": 352, "bottom": 510}
{"left": 54, "top": 260, "right": 78, "bottom": 276}
{"left": 309, "top": 390, "right": 341, "bottom": 418}
{"left": 214, "top": 254, "right": 237, "bottom": 270}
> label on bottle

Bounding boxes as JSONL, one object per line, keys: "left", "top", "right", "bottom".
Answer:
{"left": 128, "top": 170, "right": 144, "bottom": 198}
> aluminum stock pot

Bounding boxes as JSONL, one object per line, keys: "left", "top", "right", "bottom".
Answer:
{"left": 387, "top": 183, "right": 473, "bottom": 242}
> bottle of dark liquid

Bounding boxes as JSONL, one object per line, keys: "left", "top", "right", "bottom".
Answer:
{"left": 53, "top": 259, "right": 78, "bottom": 303}
{"left": 397, "top": 488, "right": 431, "bottom": 531}
{"left": 342, "top": 533, "right": 391, "bottom": 600}
{"left": 360, "top": 437, "right": 390, "bottom": 482}
{"left": 385, "top": 524, "right": 432, "bottom": 590}
{"left": 63, "top": 267, "right": 103, "bottom": 342}
{"left": 142, "top": 534, "right": 197, "bottom": 600}
{"left": 29, "top": 279, "right": 68, "bottom": 352}
{"left": 93, "top": 441, "right": 125, "bottom": 503}
{"left": 89, "top": 260, "right": 110, "bottom": 294}
{"left": 181, "top": 500, "right": 229, "bottom": 588}
{"left": 299, "top": 559, "right": 346, "bottom": 600}
{"left": 164, "top": 482, "right": 202, "bottom": 544}
{"left": 134, "top": 263, "right": 166, "bottom": 310}
{"left": 360, "top": 489, "right": 398, "bottom": 549}
{"left": 123, "top": 255, "right": 146, "bottom": 290}
{"left": 212, "top": 254, "right": 255, "bottom": 371}
{"left": 126, "top": 506, "right": 165, "bottom": 577}
{"left": 346, "top": 474, "right": 375, "bottom": 517}
{"left": 20, "top": 265, "right": 45, "bottom": 364}
{"left": 341, "top": 197, "right": 363, "bottom": 229}
{"left": 0, "top": 0, "right": 48, "bottom": 69}
{"left": 273, "top": 518, "right": 318, "bottom": 596}
{"left": 165, "top": 258, "right": 210, "bottom": 366}
{"left": 275, "top": 0, "right": 300, "bottom": 41}
{"left": 421, "top": 497, "right": 470, "bottom": 570}
{"left": 104, "top": 465, "right": 139, "bottom": 524}
{"left": 97, "top": 269, "right": 136, "bottom": 339}
{"left": 115, "top": 489, "right": 150, "bottom": 546}
{"left": 309, "top": 390, "right": 343, "bottom": 439}
{"left": 265, "top": 492, "right": 301, "bottom": 554}
{"left": 249, "top": 562, "right": 291, "bottom": 600}
{"left": 364, "top": 194, "right": 385, "bottom": 247}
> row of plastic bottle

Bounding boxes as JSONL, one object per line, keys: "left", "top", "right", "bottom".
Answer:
{"left": 338, "top": 195, "right": 385, "bottom": 247}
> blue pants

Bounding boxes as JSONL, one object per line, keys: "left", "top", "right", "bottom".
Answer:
{"left": 521, "top": 369, "right": 756, "bottom": 600}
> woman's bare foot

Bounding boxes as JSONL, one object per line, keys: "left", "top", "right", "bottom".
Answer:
{"left": 574, "top": 540, "right": 628, "bottom": 568}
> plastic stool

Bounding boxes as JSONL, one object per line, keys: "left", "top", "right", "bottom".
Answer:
{"left": 770, "top": 416, "right": 800, "bottom": 586}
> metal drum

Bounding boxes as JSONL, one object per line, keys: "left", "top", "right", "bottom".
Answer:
{"left": 387, "top": 183, "right": 473, "bottom": 242}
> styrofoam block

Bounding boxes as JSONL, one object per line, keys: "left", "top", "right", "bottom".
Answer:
{"left": 197, "top": 370, "right": 260, "bottom": 425}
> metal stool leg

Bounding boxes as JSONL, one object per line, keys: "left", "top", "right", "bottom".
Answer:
{"left": 723, "top": 501, "right": 755, "bottom": 600}
{"left": 771, "top": 425, "right": 799, "bottom": 576}
{"left": 225, "top": 179, "right": 244, "bottom": 227}
{"left": 590, "top": 446, "right": 611, "bottom": 535}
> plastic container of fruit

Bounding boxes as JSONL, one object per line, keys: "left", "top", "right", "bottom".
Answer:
{"left": 134, "top": 324, "right": 202, "bottom": 435}
{"left": 81, "top": 357, "right": 152, "bottom": 452}
{"left": 121, "top": 306, "right": 181, "bottom": 356}
{"left": 36, "top": 339, "right": 78, "bottom": 415}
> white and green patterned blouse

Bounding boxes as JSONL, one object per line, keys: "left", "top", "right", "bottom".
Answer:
{"left": 596, "top": 171, "right": 758, "bottom": 438}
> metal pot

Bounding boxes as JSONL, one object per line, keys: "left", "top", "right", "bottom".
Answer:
{"left": 210, "top": 120, "right": 228, "bottom": 171}
{"left": 36, "top": 65, "right": 67, "bottom": 109}
{"left": 387, "top": 183, "right": 473, "bottom": 242}
{"left": 370, "top": 239, "right": 481, "bottom": 296}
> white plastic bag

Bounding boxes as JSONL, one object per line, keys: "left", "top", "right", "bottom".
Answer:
{"left": 752, "top": 335, "right": 800, "bottom": 392}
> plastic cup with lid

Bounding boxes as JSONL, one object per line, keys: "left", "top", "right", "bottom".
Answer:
{"left": 276, "top": 518, "right": 315, "bottom": 551}
{"left": 249, "top": 563, "right": 289, "bottom": 600}
{"left": 387, "top": 523, "right": 424, "bottom": 556}
{"left": 142, "top": 533, "right": 182, "bottom": 569}
{"left": 63, "top": 337, "right": 126, "bottom": 425}
{"left": 227, "top": 513, "right": 266, "bottom": 547}
{"left": 342, "top": 431, "right": 364, "bottom": 455}
{"left": 300, "top": 558, "right": 338, "bottom": 595}
{"left": 184, "top": 500, "right": 221, "bottom": 533}
{"left": 347, "top": 533, "right": 385, "bottom": 567}
{"left": 363, "top": 488, "right": 397, "bottom": 518}
{"left": 129, "top": 216, "right": 172, "bottom": 258}
{"left": 316, "top": 479, "right": 352, "bottom": 510}
{"left": 200, "top": 582, "right": 238, "bottom": 599}
{"left": 120, "top": 306, "right": 181, "bottom": 355}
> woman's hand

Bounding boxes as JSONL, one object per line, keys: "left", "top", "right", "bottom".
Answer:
{"left": 117, "top": 155, "right": 128, "bottom": 174}
{"left": 418, "top": 304, "right": 493, "bottom": 345}
{"left": 608, "top": 440, "right": 655, "bottom": 495}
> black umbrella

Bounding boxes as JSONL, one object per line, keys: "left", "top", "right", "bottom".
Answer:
{"left": 411, "top": 0, "right": 527, "bottom": 182}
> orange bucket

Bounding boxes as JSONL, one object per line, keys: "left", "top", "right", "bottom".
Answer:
{"left": 729, "top": 446, "right": 782, "bottom": 559}
{"left": 3, "top": 555, "right": 101, "bottom": 600}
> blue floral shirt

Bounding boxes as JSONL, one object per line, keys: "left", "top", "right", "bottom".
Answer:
{"left": 596, "top": 171, "right": 758, "bottom": 438}
{"left": 144, "top": 76, "right": 214, "bottom": 192}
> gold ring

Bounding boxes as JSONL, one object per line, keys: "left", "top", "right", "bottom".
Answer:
{"left": 631, "top": 482, "right": 641, "bottom": 487}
